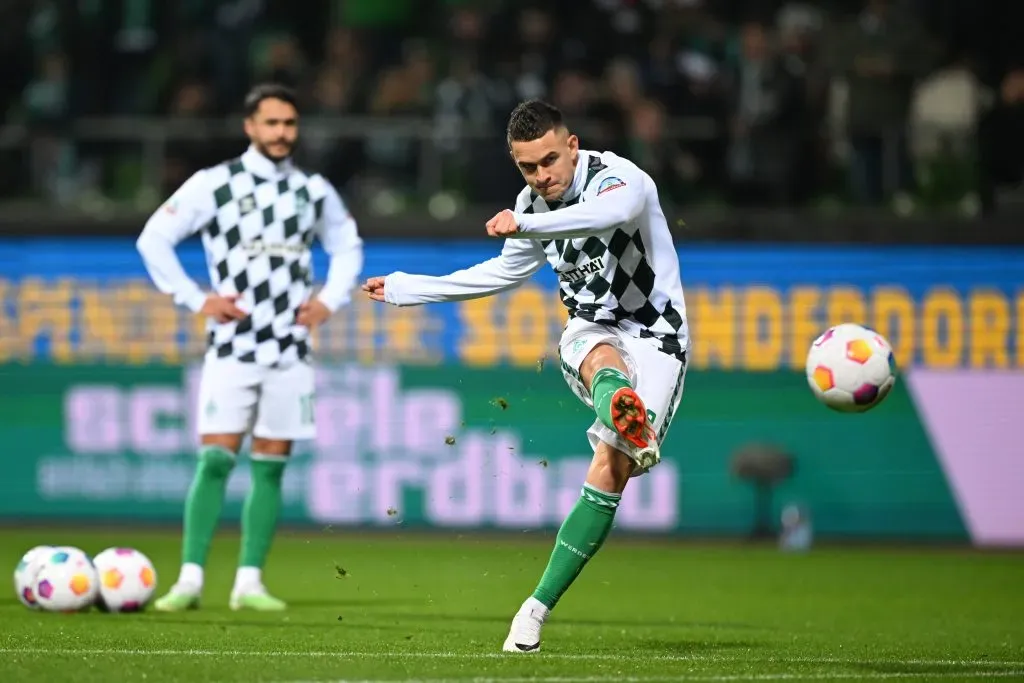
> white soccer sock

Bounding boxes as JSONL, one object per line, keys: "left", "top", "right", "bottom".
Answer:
{"left": 522, "top": 596, "right": 550, "bottom": 621}
{"left": 234, "top": 566, "right": 262, "bottom": 592}
{"left": 177, "top": 562, "right": 203, "bottom": 592}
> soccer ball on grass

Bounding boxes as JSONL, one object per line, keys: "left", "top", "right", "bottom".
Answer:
{"left": 33, "top": 546, "right": 99, "bottom": 612}
{"left": 92, "top": 547, "right": 158, "bottom": 612}
{"left": 805, "top": 323, "right": 896, "bottom": 413}
{"left": 13, "top": 545, "right": 55, "bottom": 608}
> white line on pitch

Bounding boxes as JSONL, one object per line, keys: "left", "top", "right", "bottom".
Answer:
{"left": 277, "top": 672, "right": 1024, "bottom": 683}
{"left": 1, "top": 648, "right": 1023, "bottom": 670}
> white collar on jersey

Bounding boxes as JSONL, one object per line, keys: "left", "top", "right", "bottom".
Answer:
{"left": 559, "top": 149, "right": 591, "bottom": 203}
{"left": 241, "top": 144, "right": 294, "bottom": 178}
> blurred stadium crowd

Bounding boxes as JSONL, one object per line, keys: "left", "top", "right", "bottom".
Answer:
{"left": 1, "top": 0, "right": 1022, "bottom": 215}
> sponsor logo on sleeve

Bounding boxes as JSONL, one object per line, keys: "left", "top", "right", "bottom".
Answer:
{"left": 596, "top": 176, "right": 627, "bottom": 195}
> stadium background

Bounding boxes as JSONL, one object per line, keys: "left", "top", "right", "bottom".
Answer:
{"left": 0, "top": 0, "right": 1022, "bottom": 547}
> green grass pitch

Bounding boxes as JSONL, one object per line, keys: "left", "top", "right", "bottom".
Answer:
{"left": 1, "top": 527, "right": 1022, "bottom": 682}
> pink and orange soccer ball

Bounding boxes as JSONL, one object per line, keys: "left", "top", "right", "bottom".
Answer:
{"left": 92, "top": 547, "right": 158, "bottom": 612}
{"left": 32, "top": 546, "right": 99, "bottom": 612}
{"left": 13, "top": 545, "right": 54, "bottom": 609}
{"left": 805, "top": 323, "right": 897, "bottom": 413}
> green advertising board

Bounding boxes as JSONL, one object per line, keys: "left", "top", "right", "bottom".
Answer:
{"left": 0, "top": 363, "right": 966, "bottom": 539}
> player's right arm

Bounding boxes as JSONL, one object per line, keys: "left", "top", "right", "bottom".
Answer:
{"left": 364, "top": 187, "right": 548, "bottom": 306}
{"left": 136, "top": 170, "right": 245, "bottom": 321}
{"left": 366, "top": 238, "right": 547, "bottom": 306}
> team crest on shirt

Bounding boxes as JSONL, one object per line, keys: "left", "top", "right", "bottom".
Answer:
{"left": 596, "top": 176, "right": 626, "bottom": 195}
{"left": 238, "top": 194, "right": 256, "bottom": 215}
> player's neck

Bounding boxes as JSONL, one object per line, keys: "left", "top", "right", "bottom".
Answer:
{"left": 243, "top": 144, "right": 293, "bottom": 177}
{"left": 561, "top": 151, "right": 588, "bottom": 202}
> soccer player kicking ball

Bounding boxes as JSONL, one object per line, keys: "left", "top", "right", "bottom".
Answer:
{"left": 137, "top": 83, "right": 364, "bottom": 612}
{"left": 363, "top": 99, "right": 690, "bottom": 652}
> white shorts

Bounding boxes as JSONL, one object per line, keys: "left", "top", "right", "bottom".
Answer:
{"left": 558, "top": 317, "right": 688, "bottom": 474}
{"left": 196, "top": 356, "right": 316, "bottom": 441}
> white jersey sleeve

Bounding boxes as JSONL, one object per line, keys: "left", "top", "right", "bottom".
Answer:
{"left": 383, "top": 238, "right": 547, "bottom": 306}
{"left": 136, "top": 170, "right": 218, "bottom": 312}
{"left": 511, "top": 162, "right": 645, "bottom": 238}
{"left": 383, "top": 187, "right": 546, "bottom": 306}
{"left": 314, "top": 182, "right": 364, "bottom": 312}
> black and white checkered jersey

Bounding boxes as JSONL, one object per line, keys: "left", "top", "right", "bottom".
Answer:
{"left": 383, "top": 149, "right": 690, "bottom": 360}
{"left": 137, "top": 145, "right": 363, "bottom": 367}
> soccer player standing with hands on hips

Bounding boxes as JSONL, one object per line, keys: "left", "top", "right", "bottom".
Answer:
{"left": 137, "top": 83, "right": 364, "bottom": 612}
{"left": 363, "top": 99, "right": 690, "bottom": 652}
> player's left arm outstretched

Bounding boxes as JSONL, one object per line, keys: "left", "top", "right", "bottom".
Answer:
{"left": 299, "top": 182, "right": 364, "bottom": 327}
{"left": 487, "top": 164, "right": 646, "bottom": 239}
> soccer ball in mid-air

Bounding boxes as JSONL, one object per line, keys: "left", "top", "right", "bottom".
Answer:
{"left": 33, "top": 546, "right": 99, "bottom": 612}
{"left": 92, "top": 547, "right": 158, "bottom": 612}
{"left": 805, "top": 323, "right": 896, "bottom": 413}
{"left": 13, "top": 545, "right": 55, "bottom": 608}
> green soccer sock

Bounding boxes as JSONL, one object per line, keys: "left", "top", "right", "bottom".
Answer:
{"left": 590, "top": 367, "right": 632, "bottom": 432}
{"left": 239, "top": 454, "right": 288, "bottom": 570}
{"left": 181, "top": 445, "right": 237, "bottom": 567}
{"left": 532, "top": 484, "right": 621, "bottom": 609}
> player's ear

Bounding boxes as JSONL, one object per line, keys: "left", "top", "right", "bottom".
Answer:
{"left": 566, "top": 133, "right": 579, "bottom": 153}
{"left": 507, "top": 143, "right": 525, "bottom": 176}
{"left": 243, "top": 116, "right": 255, "bottom": 139}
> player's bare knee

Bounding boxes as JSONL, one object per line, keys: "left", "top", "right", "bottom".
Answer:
{"left": 585, "top": 441, "right": 634, "bottom": 494}
{"left": 200, "top": 433, "right": 244, "bottom": 454}
{"left": 251, "top": 438, "right": 292, "bottom": 457}
{"left": 580, "top": 343, "right": 628, "bottom": 390}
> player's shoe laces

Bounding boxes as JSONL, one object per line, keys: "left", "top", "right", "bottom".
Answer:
{"left": 502, "top": 597, "right": 549, "bottom": 653}
{"left": 229, "top": 585, "right": 287, "bottom": 612}
{"left": 153, "top": 585, "right": 201, "bottom": 612}
{"left": 610, "top": 387, "right": 661, "bottom": 470}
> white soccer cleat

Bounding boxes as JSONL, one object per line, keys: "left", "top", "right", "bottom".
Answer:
{"left": 229, "top": 584, "right": 286, "bottom": 611}
{"left": 153, "top": 584, "right": 201, "bottom": 612}
{"left": 633, "top": 441, "right": 661, "bottom": 470}
{"left": 502, "top": 597, "right": 549, "bottom": 653}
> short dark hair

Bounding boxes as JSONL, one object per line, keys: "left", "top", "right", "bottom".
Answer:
{"left": 506, "top": 99, "right": 565, "bottom": 148}
{"left": 243, "top": 83, "right": 298, "bottom": 117}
